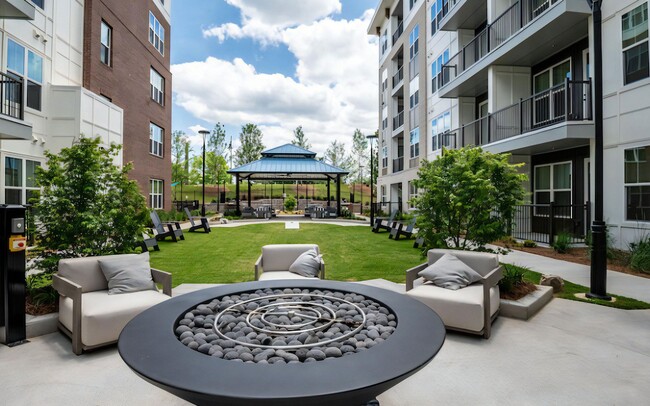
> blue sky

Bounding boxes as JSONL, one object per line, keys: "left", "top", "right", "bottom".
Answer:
{"left": 170, "top": 0, "right": 379, "bottom": 157}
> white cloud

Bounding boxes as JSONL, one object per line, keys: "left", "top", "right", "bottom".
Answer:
{"left": 173, "top": 6, "right": 378, "bottom": 157}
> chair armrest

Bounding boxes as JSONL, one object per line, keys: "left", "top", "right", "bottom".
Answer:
{"left": 151, "top": 268, "right": 172, "bottom": 296}
{"left": 479, "top": 265, "right": 504, "bottom": 287}
{"left": 477, "top": 265, "right": 503, "bottom": 339}
{"left": 52, "top": 274, "right": 83, "bottom": 354}
{"left": 405, "top": 263, "right": 428, "bottom": 291}
{"left": 319, "top": 257, "right": 326, "bottom": 280}
{"left": 254, "top": 255, "right": 262, "bottom": 280}
{"left": 52, "top": 274, "right": 82, "bottom": 299}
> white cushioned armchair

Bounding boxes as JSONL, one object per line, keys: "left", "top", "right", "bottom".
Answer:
{"left": 405, "top": 249, "right": 503, "bottom": 339}
{"left": 255, "top": 244, "right": 325, "bottom": 280}
{"left": 52, "top": 254, "right": 172, "bottom": 355}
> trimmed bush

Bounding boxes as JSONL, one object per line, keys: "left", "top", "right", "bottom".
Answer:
{"left": 629, "top": 236, "right": 650, "bottom": 274}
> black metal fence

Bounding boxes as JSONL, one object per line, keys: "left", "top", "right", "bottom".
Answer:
{"left": 510, "top": 203, "right": 590, "bottom": 245}
{"left": 0, "top": 72, "right": 24, "bottom": 120}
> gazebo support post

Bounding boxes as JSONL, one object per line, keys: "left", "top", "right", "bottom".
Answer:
{"left": 247, "top": 179, "right": 252, "bottom": 208}
{"left": 235, "top": 175, "right": 240, "bottom": 214}
{"left": 336, "top": 175, "right": 341, "bottom": 217}
{"left": 327, "top": 179, "right": 331, "bottom": 207}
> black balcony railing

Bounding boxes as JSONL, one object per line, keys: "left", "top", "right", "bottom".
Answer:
{"left": 392, "top": 157, "right": 404, "bottom": 173}
{"left": 441, "top": 79, "right": 591, "bottom": 148}
{"left": 510, "top": 203, "right": 590, "bottom": 244}
{"left": 392, "top": 110, "right": 404, "bottom": 130}
{"left": 392, "top": 66, "right": 404, "bottom": 88}
{"left": 0, "top": 72, "right": 24, "bottom": 120}
{"left": 392, "top": 21, "right": 404, "bottom": 45}
{"left": 440, "top": 0, "right": 560, "bottom": 89}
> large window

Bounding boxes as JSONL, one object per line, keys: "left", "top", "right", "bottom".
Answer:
{"left": 409, "top": 78, "right": 419, "bottom": 109}
{"left": 7, "top": 39, "right": 43, "bottom": 111}
{"left": 409, "top": 128, "right": 420, "bottom": 158}
{"left": 382, "top": 145, "right": 388, "bottom": 168}
{"left": 431, "top": 111, "right": 451, "bottom": 151}
{"left": 149, "top": 11, "right": 165, "bottom": 55}
{"left": 625, "top": 146, "right": 650, "bottom": 221}
{"left": 150, "top": 123, "right": 163, "bottom": 157}
{"left": 408, "top": 181, "right": 418, "bottom": 209}
{"left": 409, "top": 25, "right": 419, "bottom": 60}
{"left": 622, "top": 3, "right": 649, "bottom": 84}
{"left": 4, "top": 157, "right": 40, "bottom": 204}
{"left": 150, "top": 68, "right": 164, "bottom": 105}
{"left": 430, "top": 0, "right": 448, "bottom": 37}
{"left": 150, "top": 179, "right": 163, "bottom": 209}
{"left": 101, "top": 21, "right": 112, "bottom": 66}
{"left": 534, "top": 162, "right": 572, "bottom": 215}
{"left": 431, "top": 49, "right": 449, "bottom": 93}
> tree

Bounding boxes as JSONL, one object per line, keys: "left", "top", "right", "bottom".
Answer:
{"left": 235, "top": 123, "right": 265, "bottom": 166}
{"left": 324, "top": 140, "right": 353, "bottom": 174}
{"left": 413, "top": 146, "right": 527, "bottom": 251}
{"left": 291, "top": 126, "right": 311, "bottom": 150}
{"left": 33, "top": 137, "right": 148, "bottom": 277}
{"left": 351, "top": 129, "right": 368, "bottom": 183}
{"left": 172, "top": 131, "right": 191, "bottom": 189}
{"left": 207, "top": 122, "right": 229, "bottom": 187}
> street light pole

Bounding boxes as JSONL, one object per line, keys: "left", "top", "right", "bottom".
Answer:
{"left": 366, "top": 134, "right": 378, "bottom": 226}
{"left": 199, "top": 129, "right": 209, "bottom": 217}
{"left": 586, "top": 0, "right": 610, "bottom": 300}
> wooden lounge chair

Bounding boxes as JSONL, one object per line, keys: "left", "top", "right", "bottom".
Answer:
{"left": 135, "top": 229, "right": 160, "bottom": 252}
{"left": 150, "top": 211, "right": 184, "bottom": 242}
{"left": 389, "top": 217, "right": 417, "bottom": 240}
{"left": 372, "top": 209, "right": 398, "bottom": 233}
{"left": 183, "top": 207, "right": 211, "bottom": 233}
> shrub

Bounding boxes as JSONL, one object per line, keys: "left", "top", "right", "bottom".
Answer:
{"left": 552, "top": 232, "right": 572, "bottom": 254}
{"left": 629, "top": 235, "right": 650, "bottom": 274}
{"left": 523, "top": 240, "right": 537, "bottom": 248}
{"left": 284, "top": 195, "right": 297, "bottom": 212}
{"left": 499, "top": 264, "right": 526, "bottom": 294}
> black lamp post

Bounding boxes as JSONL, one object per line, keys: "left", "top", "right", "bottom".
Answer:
{"left": 586, "top": 0, "right": 610, "bottom": 300}
{"left": 367, "top": 134, "right": 378, "bottom": 226}
{"left": 199, "top": 129, "right": 209, "bottom": 217}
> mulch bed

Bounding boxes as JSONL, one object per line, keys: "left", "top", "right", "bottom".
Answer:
{"left": 500, "top": 281, "right": 537, "bottom": 301}
{"left": 25, "top": 295, "right": 58, "bottom": 316}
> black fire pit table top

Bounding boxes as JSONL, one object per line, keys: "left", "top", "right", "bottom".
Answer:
{"left": 118, "top": 279, "right": 445, "bottom": 406}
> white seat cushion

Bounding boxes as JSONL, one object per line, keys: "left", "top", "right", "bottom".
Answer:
{"left": 59, "top": 290, "right": 169, "bottom": 347}
{"left": 258, "top": 271, "right": 315, "bottom": 281}
{"left": 407, "top": 283, "right": 500, "bottom": 332}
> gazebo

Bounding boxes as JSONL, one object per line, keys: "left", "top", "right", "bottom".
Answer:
{"left": 227, "top": 144, "right": 349, "bottom": 216}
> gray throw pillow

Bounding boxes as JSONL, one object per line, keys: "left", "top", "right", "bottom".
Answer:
{"left": 418, "top": 253, "right": 483, "bottom": 290}
{"left": 98, "top": 252, "right": 156, "bottom": 295}
{"left": 288, "top": 249, "right": 322, "bottom": 278}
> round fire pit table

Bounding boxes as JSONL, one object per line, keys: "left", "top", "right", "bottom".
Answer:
{"left": 118, "top": 280, "right": 445, "bottom": 406}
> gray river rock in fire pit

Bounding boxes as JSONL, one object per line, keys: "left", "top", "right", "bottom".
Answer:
{"left": 175, "top": 288, "right": 397, "bottom": 364}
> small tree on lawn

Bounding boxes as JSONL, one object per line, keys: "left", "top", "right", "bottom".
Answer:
{"left": 33, "top": 137, "right": 148, "bottom": 276}
{"left": 413, "top": 146, "right": 527, "bottom": 251}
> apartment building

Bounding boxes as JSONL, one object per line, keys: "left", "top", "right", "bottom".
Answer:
{"left": 370, "top": 0, "right": 650, "bottom": 249}
{"left": 0, "top": 0, "right": 172, "bottom": 210}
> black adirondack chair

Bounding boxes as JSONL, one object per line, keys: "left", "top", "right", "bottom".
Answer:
{"left": 150, "top": 211, "right": 184, "bottom": 242}
{"left": 135, "top": 229, "right": 160, "bottom": 252}
{"left": 372, "top": 209, "right": 398, "bottom": 233}
{"left": 389, "top": 216, "right": 417, "bottom": 240}
{"left": 184, "top": 207, "right": 211, "bottom": 233}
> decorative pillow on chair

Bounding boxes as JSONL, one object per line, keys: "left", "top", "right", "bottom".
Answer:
{"left": 418, "top": 253, "right": 483, "bottom": 290}
{"left": 99, "top": 252, "right": 156, "bottom": 294}
{"left": 289, "top": 249, "right": 322, "bottom": 278}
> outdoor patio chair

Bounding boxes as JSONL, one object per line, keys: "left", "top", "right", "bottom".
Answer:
{"left": 255, "top": 244, "right": 325, "bottom": 281}
{"left": 183, "top": 207, "right": 211, "bottom": 233}
{"left": 150, "top": 211, "right": 184, "bottom": 242}
{"left": 389, "top": 216, "right": 417, "bottom": 240}
{"left": 52, "top": 253, "right": 172, "bottom": 355}
{"left": 372, "top": 209, "right": 398, "bottom": 232}
{"left": 405, "top": 249, "right": 503, "bottom": 339}
{"left": 135, "top": 229, "right": 160, "bottom": 252}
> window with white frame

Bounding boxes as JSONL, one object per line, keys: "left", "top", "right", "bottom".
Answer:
{"left": 408, "top": 181, "right": 418, "bottom": 208}
{"left": 622, "top": 3, "right": 649, "bottom": 85}
{"left": 409, "top": 25, "right": 419, "bottom": 60}
{"left": 430, "top": 0, "right": 448, "bottom": 37}
{"left": 382, "top": 145, "right": 388, "bottom": 168}
{"left": 534, "top": 162, "right": 572, "bottom": 215}
{"left": 32, "top": 0, "right": 44, "bottom": 9}
{"left": 101, "top": 21, "right": 112, "bottom": 66}
{"left": 625, "top": 145, "right": 650, "bottom": 221}
{"left": 150, "top": 123, "right": 163, "bottom": 157}
{"left": 7, "top": 38, "right": 43, "bottom": 111}
{"left": 150, "top": 68, "right": 164, "bottom": 105}
{"left": 381, "top": 185, "right": 387, "bottom": 203}
{"left": 149, "top": 11, "right": 165, "bottom": 55}
{"left": 409, "top": 77, "right": 419, "bottom": 109}
{"left": 409, "top": 128, "right": 420, "bottom": 158}
{"left": 381, "top": 29, "right": 388, "bottom": 56}
{"left": 431, "top": 111, "right": 451, "bottom": 151}
{"left": 431, "top": 49, "right": 449, "bottom": 93}
{"left": 150, "top": 179, "right": 163, "bottom": 209}
{"left": 4, "top": 157, "right": 40, "bottom": 205}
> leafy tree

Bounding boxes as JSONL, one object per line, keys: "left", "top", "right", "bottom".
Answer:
{"left": 207, "top": 123, "right": 229, "bottom": 183}
{"left": 291, "top": 126, "right": 311, "bottom": 150}
{"left": 32, "top": 137, "right": 148, "bottom": 280}
{"left": 413, "top": 147, "right": 527, "bottom": 251}
{"left": 324, "top": 140, "right": 353, "bottom": 180}
{"left": 172, "top": 130, "right": 191, "bottom": 188}
{"left": 351, "top": 129, "right": 368, "bottom": 183}
{"left": 235, "top": 123, "right": 265, "bottom": 166}
{"left": 189, "top": 152, "right": 228, "bottom": 185}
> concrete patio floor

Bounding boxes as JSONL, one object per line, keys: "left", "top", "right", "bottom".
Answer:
{"left": 2, "top": 280, "right": 649, "bottom": 405}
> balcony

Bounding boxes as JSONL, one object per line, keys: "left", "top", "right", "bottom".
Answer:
{"left": 393, "top": 157, "right": 404, "bottom": 173}
{"left": 438, "top": 0, "right": 591, "bottom": 98}
{"left": 392, "top": 21, "right": 404, "bottom": 45}
{"left": 392, "top": 111, "right": 404, "bottom": 132}
{"left": 0, "top": 72, "right": 31, "bottom": 141}
{"left": 438, "top": 0, "right": 486, "bottom": 32}
{"left": 0, "top": 0, "right": 35, "bottom": 19}
{"left": 443, "top": 80, "right": 592, "bottom": 154}
{"left": 392, "top": 66, "right": 404, "bottom": 90}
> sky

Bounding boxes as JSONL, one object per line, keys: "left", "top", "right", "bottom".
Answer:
{"left": 170, "top": 0, "right": 380, "bottom": 159}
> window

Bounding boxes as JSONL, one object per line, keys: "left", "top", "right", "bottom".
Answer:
{"left": 381, "top": 185, "right": 387, "bottom": 203}
{"left": 4, "top": 157, "right": 40, "bottom": 204}
{"left": 150, "top": 123, "right": 163, "bottom": 157}
{"left": 32, "top": 0, "right": 44, "bottom": 9}
{"left": 622, "top": 3, "right": 649, "bottom": 84}
{"left": 409, "top": 78, "right": 419, "bottom": 109}
{"left": 430, "top": 0, "right": 448, "bottom": 37}
{"left": 431, "top": 49, "right": 449, "bottom": 93}
{"left": 431, "top": 111, "right": 451, "bottom": 151}
{"left": 409, "top": 128, "right": 420, "bottom": 158}
{"left": 534, "top": 162, "right": 572, "bottom": 215}
{"left": 533, "top": 59, "right": 571, "bottom": 125}
{"left": 149, "top": 11, "right": 165, "bottom": 55}
{"left": 7, "top": 39, "right": 43, "bottom": 111}
{"left": 150, "top": 179, "right": 163, "bottom": 209}
{"left": 409, "top": 25, "right": 419, "bottom": 60}
{"left": 150, "top": 68, "right": 164, "bottom": 105}
{"left": 100, "top": 21, "right": 112, "bottom": 66}
{"left": 408, "top": 181, "right": 418, "bottom": 208}
{"left": 380, "top": 29, "right": 388, "bottom": 56}
{"left": 625, "top": 146, "right": 650, "bottom": 221}
{"left": 409, "top": 0, "right": 418, "bottom": 10}
{"left": 382, "top": 146, "right": 388, "bottom": 168}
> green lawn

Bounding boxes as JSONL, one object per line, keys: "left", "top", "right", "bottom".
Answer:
{"left": 148, "top": 223, "right": 424, "bottom": 287}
